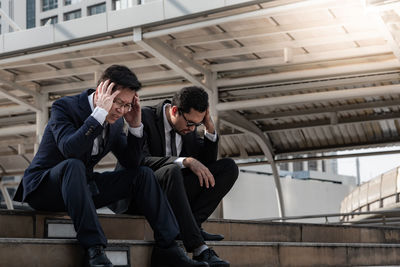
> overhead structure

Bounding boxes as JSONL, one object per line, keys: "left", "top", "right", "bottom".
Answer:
{"left": 2, "top": 0, "right": 400, "bottom": 215}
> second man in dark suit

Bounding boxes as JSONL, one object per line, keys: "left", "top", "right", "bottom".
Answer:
{"left": 122, "top": 86, "right": 239, "bottom": 266}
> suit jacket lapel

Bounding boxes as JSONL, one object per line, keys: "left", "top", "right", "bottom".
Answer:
{"left": 155, "top": 100, "right": 169, "bottom": 155}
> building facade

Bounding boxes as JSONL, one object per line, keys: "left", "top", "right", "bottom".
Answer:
{"left": 36, "top": 0, "right": 147, "bottom": 26}
{"left": 0, "top": 0, "right": 153, "bottom": 34}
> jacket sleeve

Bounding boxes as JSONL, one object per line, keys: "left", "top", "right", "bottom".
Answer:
{"left": 192, "top": 130, "right": 219, "bottom": 164}
{"left": 112, "top": 129, "right": 145, "bottom": 170}
{"left": 49, "top": 99, "right": 103, "bottom": 158}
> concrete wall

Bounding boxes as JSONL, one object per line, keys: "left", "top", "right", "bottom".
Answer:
{"left": 223, "top": 165, "right": 356, "bottom": 223}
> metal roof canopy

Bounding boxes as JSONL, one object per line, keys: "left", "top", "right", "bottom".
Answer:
{"left": 1, "top": 0, "right": 400, "bottom": 215}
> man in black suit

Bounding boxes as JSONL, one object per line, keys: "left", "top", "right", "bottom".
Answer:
{"left": 13, "top": 66, "right": 207, "bottom": 267}
{"left": 138, "top": 86, "right": 238, "bottom": 266}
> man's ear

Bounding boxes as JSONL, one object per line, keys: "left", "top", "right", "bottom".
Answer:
{"left": 171, "top": 106, "right": 179, "bottom": 116}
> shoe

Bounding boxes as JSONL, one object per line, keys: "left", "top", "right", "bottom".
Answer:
{"left": 151, "top": 243, "right": 209, "bottom": 267}
{"left": 193, "top": 248, "right": 229, "bottom": 267}
{"left": 84, "top": 245, "right": 113, "bottom": 267}
{"left": 200, "top": 229, "right": 224, "bottom": 241}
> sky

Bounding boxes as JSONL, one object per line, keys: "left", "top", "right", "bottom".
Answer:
{"left": 337, "top": 147, "right": 400, "bottom": 184}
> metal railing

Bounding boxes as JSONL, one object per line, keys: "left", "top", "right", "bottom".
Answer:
{"left": 259, "top": 209, "right": 400, "bottom": 227}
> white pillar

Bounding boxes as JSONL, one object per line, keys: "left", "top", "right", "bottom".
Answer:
{"left": 35, "top": 92, "right": 48, "bottom": 153}
{"left": 205, "top": 72, "right": 218, "bottom": 128}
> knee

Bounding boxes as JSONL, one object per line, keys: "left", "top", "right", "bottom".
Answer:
{"left": 163, "top": 164, "right": 184, "bottom": 187}
{"left": 60, "top": 158, "right": 86, "bottom": 185}
{"left": 219, "top": 158, "right": 239, "bottom": 181}
{"left": 136, "top": 166, "right": 157, "bottom": 185}
{"left": 221, "top": 158, "right": 239, "bottom": 179}
{"left": 164, "top": 164, "right": 182, "bottom": 178}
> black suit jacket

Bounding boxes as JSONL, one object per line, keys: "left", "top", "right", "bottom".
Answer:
{"left": 14, "top": 89, "right": 144, "bottom": 202}
{"left": 141, "top": 100, "right": 218, "bottom": 170}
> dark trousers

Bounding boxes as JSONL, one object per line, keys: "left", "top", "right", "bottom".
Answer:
{"left": 26, "top": 158, "right": 179, "bottom": 249}
{"left": 133, "top": 158, "right": 238, "bottom": 252}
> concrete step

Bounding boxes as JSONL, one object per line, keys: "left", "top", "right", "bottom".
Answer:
{"left": 2, "top": 209, "right": 400, "bottom": 244}
{"left": 2, "top": 238, "right": 400, "bottom": 267}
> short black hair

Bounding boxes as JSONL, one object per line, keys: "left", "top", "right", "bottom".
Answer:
{"left": 171, "top": 86, "right": 209, "bottom": 113}
{"left": 98, "top": 65, "right": 142, "bottom": 91}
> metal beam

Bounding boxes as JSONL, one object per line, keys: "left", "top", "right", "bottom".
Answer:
{"left": 133, "top": 27, "right": 211, "bottom": 93}
{"left": 219, "top": 72, "right": 400, "bottom": 96}
{"left": 169, "top": 12, "right": 368, "bottom": 47}
{"left": 217, "top": 59, "right": 400, "bottom": 87}
{"left": 0, "top": 125, "right": 36, "bottom": 137}
{"left": 193, "top": 31, "right": 382, "bottom": 60}
{"left": 217, "top": 83, "right": 400, "bottom": 112}
{"left": 0, "top": 136, "right": 35, "bottom": 147}
{"left": 220, "top": 111, "right": 285, "bottom": 218}
{"left": 0, "top": 43, "right": 145, "bottom": 70}
{"left": 262, "top": 111, "right": 400, "bottom": 133}
{"left": 211, "top": 45, "right": 391, "bottom": 72}
{"left": 0, "top": 76, "right": 41, "bottom": 98}
{"left": 371, "top": 10, "right": 400, "bottom": 62}
{"left": 143, "top": 0, "right": 346, "bottom": 39}
{"left": 15, "top": 57, "right": 163, "bottom": 82}
{"left": 275, "top": 149, "right": 400, "bottom": 163}
{"left": 0, "top": 87, "right": 41, "bottom": 112}
{"left": 0, "top": 36, "right": 134, "bottom": 65}
{"left": 246, "top": 99, "right": 400, "bottom": 121}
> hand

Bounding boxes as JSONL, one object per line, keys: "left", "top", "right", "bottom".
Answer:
{"left": 95, "top": 80, "right": 120, "bottom": 112}
{"left": 203, "top": 108, "right": 215, "bottom": 134}
{"left": 183, "top": 157, "right": 215, "bottom": 188}
{"left": 124, "top": 94, "right": 141, "bottom": 127}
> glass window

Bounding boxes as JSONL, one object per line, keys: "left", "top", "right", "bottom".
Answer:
{"left": 64, "top": 9, "right": 81, "bottom": 21}
{"left": 113, "top": 0, "right": 136, "bottom": 10}
{"left": 42, "top": 0, "right": 58, "bottom": 11}
{"left": 8, "top": 0, "right": 14, "bottom": 19}
{"left": 293, "top": 161, "right": 303, "bottom": 172}
{"left": 279, "top": 162, "right": 289, "bottom": 171}
{"left": 307, "top": 160, "right": 318, "bottom": 171}
{"left": 88, "top": 3, "right": 106, "bottom": 16}
{"left": 41, "top": 16, "right": 58, "bottom": 25}
{"left": 64, "top": 0, "right": 81, "bottom": 6}
{"left": 26, "top": 0, "right": 36, "bottom": 29}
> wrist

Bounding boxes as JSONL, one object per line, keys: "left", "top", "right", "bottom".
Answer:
{"left": 129, "top": 122, "right": 141, "bottom": 128}
{"left": 183, "top": 157, "right": 192, "bottom": 167}
{"left": 206, "top": 125, "right": 215, "bottom": 134}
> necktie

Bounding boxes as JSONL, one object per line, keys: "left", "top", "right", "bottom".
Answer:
{"left": 170, "top": 129, "right": 177, "bottom": 156}
{"left": 98, "top": 123, "right": 109, "bottom": 155}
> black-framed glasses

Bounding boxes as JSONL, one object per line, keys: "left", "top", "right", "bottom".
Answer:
{"left": 179, "top": 110, "right": 203, "bottom": 127}
{"left": 113, "top": 99, "right": 132, "bottom": 112}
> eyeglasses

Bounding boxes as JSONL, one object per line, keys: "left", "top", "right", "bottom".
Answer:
{"left": 113, "top": 99, "right": 132, "bottom": 112}
{"left": 179, "top": 110, "right": 203, "bottom": 127}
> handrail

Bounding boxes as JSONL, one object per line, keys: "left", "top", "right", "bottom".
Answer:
{"left": 259, "top": 209, "right": 400, "bottom": 224}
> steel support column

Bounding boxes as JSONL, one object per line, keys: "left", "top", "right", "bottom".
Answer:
{"left": 220, "top": 111, "right": 285, "bottom": 218}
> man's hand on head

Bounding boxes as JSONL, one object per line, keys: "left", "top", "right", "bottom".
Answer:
{"left": 95, "top": 80, "right": 120, "bottom": 112}
{"left": 183, "top": 157, "right": 215, "bottom": 188}
{"left": 124, "top": 94, "right": 142, "bottom": 128}
{"left": 203, "top": 108, "right": 215, "bottom": 134}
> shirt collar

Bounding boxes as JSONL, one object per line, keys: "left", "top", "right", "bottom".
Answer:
{"left": 88, "top": 92, "right": 95, "bottom": 112}
{"left": 163, "top": 104, "right": 173, "bottom": 132}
